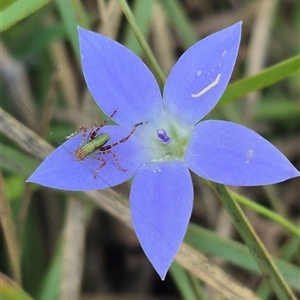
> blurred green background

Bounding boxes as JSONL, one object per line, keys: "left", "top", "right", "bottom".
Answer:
{"left": 1, "top": 0, "right": 299, "bottom": 299}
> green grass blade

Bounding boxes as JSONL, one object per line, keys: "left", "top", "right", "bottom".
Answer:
{"left": 116, "top": 0, "right": 166, "bottom": 88}
{"left": 123, "top": 0, "right": 153, "bottom": 56}
{"left": 230, "top": 190, "right": 300, "bottom": 238}
{"left": 218, "top": 55, "right": 300, "bottom": 107}
{"left": 256, "top": 233, "right": 300, "bottom": 298}
{"left": 170, "top": 263, "right": 200, "bottom": 300}
{"left": 0, "top": 273, "right": 35, "bottom": 300}
{"left": 185, "top": 223, "right": 300, "bottom": 292}
{"left": 1, "top": 144, "right": 39, "bottom": 177}
{"left": 38, "top": 238, "right": 63, "bottom": 300}
{"left": 161, "top": 0, "right": 198, "bottom": 48}
{"left": 212, "top": 183, "right": 296, "bottom": 299}
{"left": 55, "top": 0, "right": 90, "bottom": 60}
{"left": 0, "top": 0, "right": 18, "bottom": 11}
{"left": 0, "top": 0, "right": 52, "bottom": 31}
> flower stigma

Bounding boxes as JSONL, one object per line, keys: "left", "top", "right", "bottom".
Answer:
{"left": 157, "top": 129, "right": 171, "bottom": 144}
{"left": 144, "top": 118, "right": 191, "bottom": 163}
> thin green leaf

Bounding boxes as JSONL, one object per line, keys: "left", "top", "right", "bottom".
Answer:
{"left": 185, "top": 223, "right": 300, "bottom": 292}
{"left": 123, "top": 0, "right": 153, "bottom": 56}
{"left": 254, "top": 96, "right": 300, "bottom": 122}
{"left": 160, "top": 0, "right": 198, "bottom": 48}
{"left": 230, "top": 190, "right": 300, "bottom": 238}
{"left": 256, "top": 233, "right": 300, "bottom": 298}
{"left": 0, "top": 174, "right": 21, "bottom": 284}
{"left": 170, "top": 262, "right": 200, "bottom": 300}
{"left": 218, "top": 55, "right": 300, "bottom": 107}
{"left": 0, "top": 0, "right": 18, "bottom": 11}
{"left": 116, "top": 0, "right": 166, "bottom": 88}
{"left": 1, "top": 144, "right": 39, "bottom": 177}
{"left": 0, "top": 0, "right": 52, "bottom": 32}
{"left": 38, "top": 239, "right": 63, "bottom": 300}
{"left": 0, "top": 273, "right": 34, "bottom": 300}
{"left": 212, "top": 183, "right": 296, "bottom": 299}
{"left": 55, "top": 0, "right": 90, "bottom": 60}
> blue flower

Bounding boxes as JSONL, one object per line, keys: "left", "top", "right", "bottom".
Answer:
{"left": 28, "top": 22, "right": 300, "bottom": 279}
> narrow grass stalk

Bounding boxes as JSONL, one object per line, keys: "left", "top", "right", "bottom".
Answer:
{"left": 213, "top": 183, "right": 296, "bottom": 300}
{"left": 116, "top": 0, "right": 166, "bottom": 88}
{"left": 230, "top": 190, "right": 299, "bottom": 238}
{"left": 218, "top": 55, "right": 300, "bottom": 107}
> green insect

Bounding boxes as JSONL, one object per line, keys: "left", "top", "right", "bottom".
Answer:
{"left": 66, "top": 109, "right": 145, "bottom": 177}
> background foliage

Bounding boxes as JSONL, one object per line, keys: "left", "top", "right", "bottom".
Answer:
{"left": 1, "top": 0, "right": 299, "bottom": 299}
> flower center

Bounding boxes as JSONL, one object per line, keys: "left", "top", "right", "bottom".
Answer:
{"left": 145, "top": 117, "right": 191, "bottom": 162}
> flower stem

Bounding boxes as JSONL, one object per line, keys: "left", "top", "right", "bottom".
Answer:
{"left": 116, "top": 0, "right": 166, "bottom": 88}
{"left": 212, "top": 183, "right": 296, "bottom": 300}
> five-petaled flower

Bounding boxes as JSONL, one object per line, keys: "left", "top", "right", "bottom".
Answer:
{"left": 28, "top": 22, "right": 300, "bottom": 279}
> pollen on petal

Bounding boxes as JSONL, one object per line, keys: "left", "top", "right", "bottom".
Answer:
{"left": 196, "top": 70, "right": 202, "bottom": 76}
{"left": 245, "top": 149, "right": 254, "bottom": 164}
{"left": 222, "top": 50, "right": 227, "bottom": 57}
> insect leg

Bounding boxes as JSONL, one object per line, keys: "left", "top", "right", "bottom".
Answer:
{"left": 100, "top": 149, "right": 127, "bottom": 172}
{"left": 66, "top": 109, "right": 118, "bottom": 141}
{"left": 93, "top": 157, "right": 107, "bottom": 178}
{"left": 100, "top": 121, "right": 146, "bottom": 151}
{"left": 98, "top": 108, "right": 118, "bottom": 128}
{"left": 66, "top": 126, "right": 88, "bottom": 141}
{"left": 89, "top": 109, "right": 119, "bottom": 140}
{"left": 88, "top": 123, "right": 100, "bottom": 140}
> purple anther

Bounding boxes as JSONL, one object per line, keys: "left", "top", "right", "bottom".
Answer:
{"left": 157, "top": 129, "right": 171, "bottom": 144}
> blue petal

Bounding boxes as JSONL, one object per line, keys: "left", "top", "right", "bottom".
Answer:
{"left": 130, "top": 161, "right": 193, "bottom": 279}
{"left": 164, "top": 22, "right": 241, "bottom": 127}
{"left": 78, "top": 27, "right": 164, "bottom": 128}
{"left": 27, "top": 126, "right": 148, "bottom": 190}
{"left": 185, "top": 120, "right": 300, "bottom": 185}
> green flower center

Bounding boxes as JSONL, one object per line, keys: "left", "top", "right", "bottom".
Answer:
{"left": 145, "top": 117, "right": 191, "bottom": 162}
